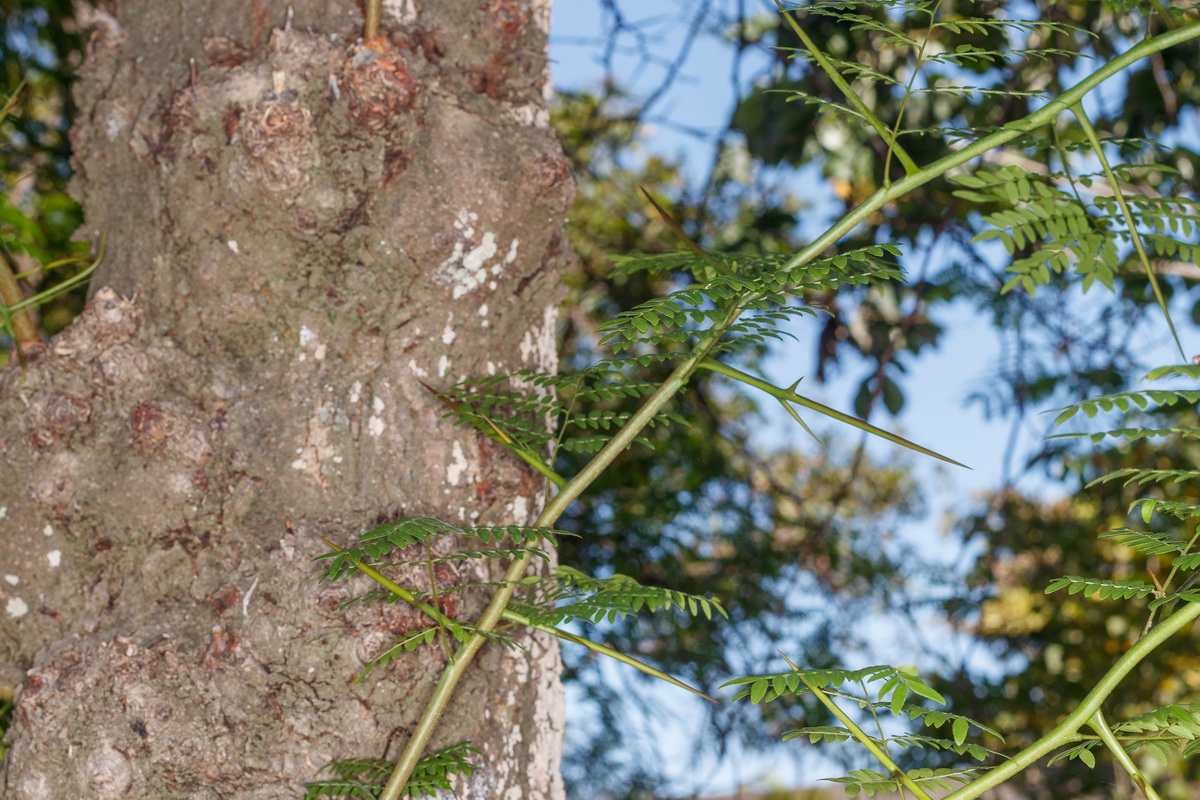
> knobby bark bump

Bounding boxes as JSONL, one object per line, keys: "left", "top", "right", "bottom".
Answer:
{"left": 0, "top": 2, "right": 572, "bottom": 798}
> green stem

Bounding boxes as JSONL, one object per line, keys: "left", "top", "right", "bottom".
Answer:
{"left": 881, "top": 0, "right": 943, "bottom": 182}
{"left": 782, "top": 22, "right": 1200, "bottom": 275}
{"left": 697, "top": 358, "right": 968, "bottom": 467}
{"left": 775, "top": 1, "right": 920, "bottom": 177}
{"left": 502, "top": 607, "right": 716, "bottom": 702}
{"left": 1070, "top": 101, "right": 1183, "bottom": 359}
{"left": 799, "top": 675, "right": 934, "bottom": 800}
{"left": 321, "top": 537, "right": 716, "bottom": 702}
{"left": 943, "top": 601, "right": 1200, "bottom": 800}
{"left": 1090, "top": 710, "right": 1163, "bottom": 800}
{"left": 380, "top": 320, "right": 738, "bottom": 799}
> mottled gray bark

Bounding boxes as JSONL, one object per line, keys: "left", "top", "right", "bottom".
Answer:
{"left": 1, "top": 1, "right": 572, "bottom": 797}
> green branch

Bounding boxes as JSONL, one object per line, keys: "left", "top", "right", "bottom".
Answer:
{"left": 697, "top": 358, "right": 968, "bottom": 468}
{"left": 783, "top": 22, "right": 1200, "bottom": 274}
{"left": 1090, "top": 710, "right": 1163, "bottom": 800}
{"left": 377, "top": 312, "right": 739, "bottom": 800}
{"left": 1070, "top": 101, "right": 1183, "bottom": 359}
{"left": 319, "top": 537, "right": 716, "bottom": 703}
{"left": 775, "top": 1, "right": 920, "bottom": 177}
{"left": 943, "top": 601, "right": 1200, "bottom": 800}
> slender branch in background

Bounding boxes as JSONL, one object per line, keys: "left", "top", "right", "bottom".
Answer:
{"left": 364, "top": 0, "right": 380, "bottom": 41}
{"left": 1070, "top": 101, "right": 1183, "bottom": 359}
{"left": 775, "top": 0, "right": 920, "bottom": 177}
{"left": 0, "top": 257, "right": 41, "bottom": 355}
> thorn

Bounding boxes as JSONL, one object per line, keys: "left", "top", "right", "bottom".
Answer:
{"left": 778, "top": 397, "right": 822, "bottom": 444}
{"left": 1148, "top": 564, "right": 1164, "bottom": 595}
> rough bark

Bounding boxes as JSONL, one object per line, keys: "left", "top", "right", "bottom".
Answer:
{"left": 0, "top": 1, "right": 572, "bottom": 798}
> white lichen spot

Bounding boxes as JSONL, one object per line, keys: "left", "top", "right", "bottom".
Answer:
{"left": 226, "top": 240, "right": 240, "bottom": 254}
{"left": 349, "top": 380, "right": 362, "bottom": 404}
{"left": 314, "top": 344, "right": 326, "bottom": 361}
{"left": 43, "top": 523, "right": 53, "bottom": 537}
{"left": 408, "top": 359, "right": 428, "bottom": 378}
{"left": 441, "top": 315, "right": 457, "bottom": 345}
{"left": 291, "top": 457, "right": 309, "bottom": 470}
{"left": 435, "top": 209, "right": 505, "bottom": 299}
{"left": 299, "top": 325, "right": 317, "bottom": 347}
{"left": 511, "top": 496, "right": 529, "bottom": 523}
{"left": 479, "top": 304, "right": 489, "bottom": 317}
{"left": 242, "top": 575, "right": 259, "bottom": 617}
{"left": 0, "top": 505, "right": 7, "bottom": 519}
{"left": 333, "top": 456, "right": 343, "bottom": 464}
{"left": 368, "top": 399, "right": 386, "bottom": 437}
{"left": 447, "top": 441, "right": 469, "bottom": 487}
{"left": 506, "top": 104, "right": 550, "bottom": 128}
{"left": 47, "top": 550, "right": 61, "bottom": 568}
{"left": 6, "top": 597, "right": 28, "bottom": 618}
{"left": 505, "top": 239, "right": 519, "bottom": 264}
{"left": 4, "top": 575, "right": 18, "bottom": 586}
{"left": 452, "top": 208, "right": 478, "bottom": 236}
{"left": 438, "top": 354, "right": 450, "bottom": 378}
{"left": 464, "top": 232, "right": 498, "bottom": 272}
{"left": 105, "top": 109, "right": 125, "bottom": 141}
{"left": 519, "top": 306, "right": 559, "bottom": 372}
{"left": 486, "top": 361, "right": 496, "bottom": 376}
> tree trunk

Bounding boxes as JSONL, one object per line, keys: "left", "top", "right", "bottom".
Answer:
{"left": 1, "top": 2, "right": 572, "bottom": 798}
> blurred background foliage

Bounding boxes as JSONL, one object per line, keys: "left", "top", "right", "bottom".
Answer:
{"left": 3, "top": 1, "right": 1200, "bottom": 799}
{"left": 0, "top": 0, "right": 85, "bottom": 361}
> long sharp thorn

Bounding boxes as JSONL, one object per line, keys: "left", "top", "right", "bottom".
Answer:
{"left": 779, "top": 397, "right": 821, "bottom": 444}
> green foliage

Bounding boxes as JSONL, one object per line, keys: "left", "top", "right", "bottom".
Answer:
{"left": 1044, "top": 575, "right": 1157, "bottom": 600}
{"left": 1116, "top": 704, "right": 1200, "bottom": 764}
{"left": 437, "top": 368, "right": 683, "bottom": 457}
{"left": 516, "top": 565, "right": 727, "bottom": 627}
{"left": 303, "top": 742, "right": 480, "bottom": 799}
{"left": 314, "top": 516, "right": 573, "bottom": 582}
{"left": 600, "top": 245, "right": 902, "bottom": 355}
{"left": 724, "top": 664, "right": 944, "bottom": 707}
{"left": 824, "top": 766, "right": 982, "bottom": 798}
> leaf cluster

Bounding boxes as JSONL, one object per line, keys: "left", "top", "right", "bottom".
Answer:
{"left": 725, "top": 663, "right": 1002, "bottom": 796}
{"left": 950, "top": 161, "right": 1200, "bottom": 295}
{"left": 600, "top": 245, "right": 902, "bottom": 355}
{"left": 1042, "top": 368, "right": 1200, "bottom": 610}
{"left": 314, "top": 516, "right": 573, "bottom": 582}
{"left": 303, "top": 742, "right": 480, "bottom": 799}
{"left": 515, "top": 564, "right": 728, "bottom": 627}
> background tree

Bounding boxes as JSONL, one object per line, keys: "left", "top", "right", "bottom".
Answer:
{"left": 0, "top": 2, "right": 573, "bottom": 798}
